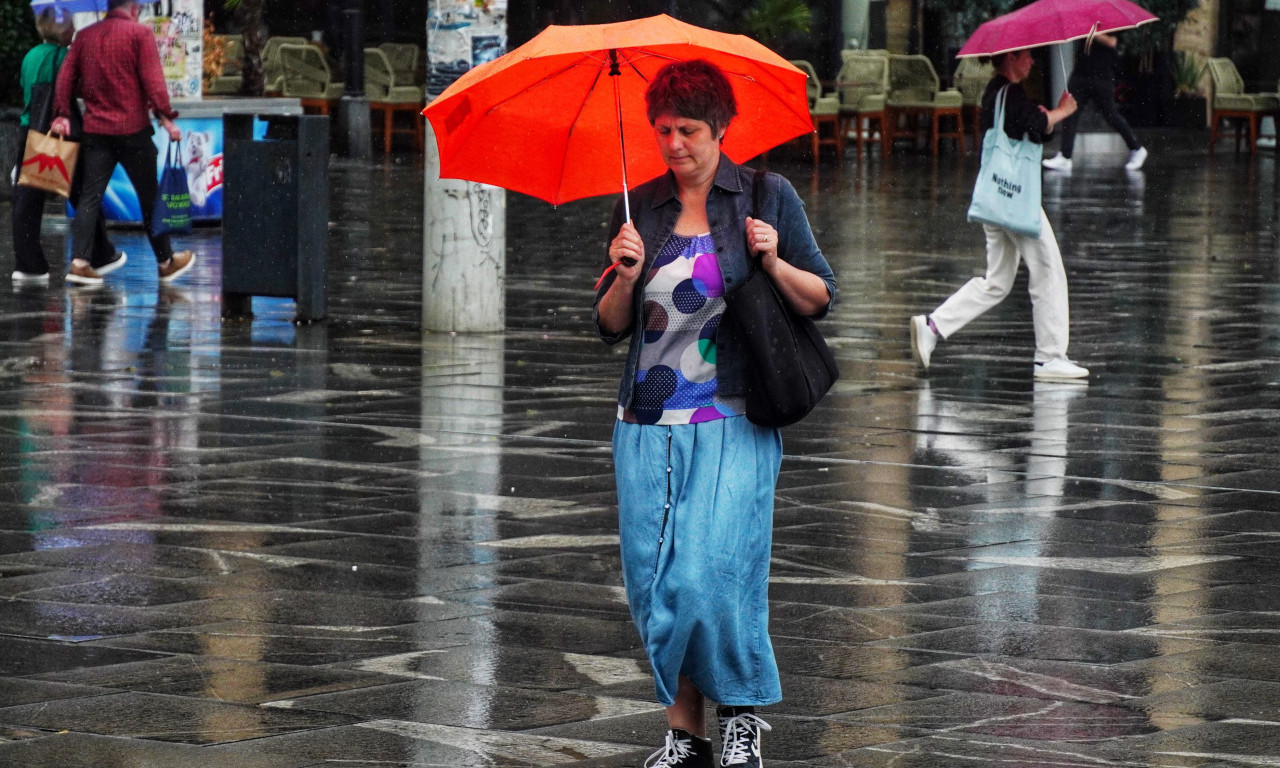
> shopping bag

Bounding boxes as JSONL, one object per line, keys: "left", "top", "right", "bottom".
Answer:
{"left": 152, "top": 140, "right": 192, "bottom": 236}
{"left": 967, "top": 85, "right": 1042, "bottom": 238}
{"left": 724, "top": 170, "right": 839, "bottom": 428}
{"left": 17, "top": 129, "right": 78, "bottom": 198}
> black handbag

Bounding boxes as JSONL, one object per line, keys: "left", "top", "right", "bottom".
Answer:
{"left": 724, "top": 169, "right": 838, "bottom": 428}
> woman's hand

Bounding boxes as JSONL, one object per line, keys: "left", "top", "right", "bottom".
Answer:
{"left": 49, "top": 117, "right": 71, "bottom": 137}
{"left": 608, "top": 221, "right": 646, "bottom": 284}
{"left": 745, "top": 216, "right": 779, "bottom": 268}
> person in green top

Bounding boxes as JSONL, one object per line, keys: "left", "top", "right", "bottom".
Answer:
{"left": 10, "top": 8, "right": 122, "bottom": 283}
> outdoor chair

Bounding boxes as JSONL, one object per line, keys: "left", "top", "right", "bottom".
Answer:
{"left": 204, "top": 34, "right": 243, "bottom": 96}
{"left": 378, "top": 43, "right": 422, "bottom": 86}
{"left": 365, "top": 47, "right": 426, "bottom": 152}
{"left": 1205, "top": 57, "right": 1279, "bottom": 154}
{"left": 953, "top": 57, "right": 993, "bottom": 152}
{"left": 279, "top": 43, "right": 343, "bottom": 114}
{"left": 789, "top": 59, "right": 843, "bottom": 166}
{"left": 886, "top": 54, "right": 964, "bottom": 155}
{"left": 262, "top": 36, "right": 309, "bottom": 95}
{"left": 836, "top": 50, "right": 889, "bottom": 158}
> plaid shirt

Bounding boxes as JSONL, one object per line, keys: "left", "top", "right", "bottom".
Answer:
{"left": 54, "top": 9, "right": 178, "bottom": 136}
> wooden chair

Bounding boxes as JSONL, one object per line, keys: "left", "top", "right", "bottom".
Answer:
{"left": 953, "top": 57, "right": 993, "bottom": 152}
{"left": 279, "top": 43, "right": 343, "bottom": 115}
{"left": 836, "top": 50, "right": 889, "bottom": 158}
{"left": 886, "top": 55, "right": 964, "bottom": 156}
{"left": 1205, "top": 58, "right": 1279, "bottom": 154}
{"left": 790, "top": 60, "right": 843, "bottom": 166}
{"left": 261, "top": 36, "right": 308, "bottom": 95}
{"left": 365, "top": 47, "right": 426, "bottom": 152}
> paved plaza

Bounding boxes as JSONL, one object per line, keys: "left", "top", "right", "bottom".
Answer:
{"left": 1, "top": 134, "right": 1279, "bottom": 766}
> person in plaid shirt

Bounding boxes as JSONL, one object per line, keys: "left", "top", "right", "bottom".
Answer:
{"left": 51, "top": 0, "right": 196, "bottom": 286}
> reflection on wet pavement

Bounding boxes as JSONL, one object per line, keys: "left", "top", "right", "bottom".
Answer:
{"left": 1, "top": 137, "right": 1279, "bottom": 766}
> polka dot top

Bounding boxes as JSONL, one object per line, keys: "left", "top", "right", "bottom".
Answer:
{"left": 619, "top": 233, "right": 745, "bottom": 425}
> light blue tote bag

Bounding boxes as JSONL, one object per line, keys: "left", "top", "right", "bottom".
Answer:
{"left": 967, "top": 85, "right": 1042, "bottom": 238}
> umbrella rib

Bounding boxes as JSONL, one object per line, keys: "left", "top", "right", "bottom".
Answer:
{"left": 481, "top": 55, "right": 602, "bottom": 116}
{"left": 554, "top": 65, "right": 609, "bottom": 205}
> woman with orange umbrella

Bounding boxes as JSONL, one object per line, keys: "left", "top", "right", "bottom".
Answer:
{"left": 595, "top": 59, "right": 835, "bottom": 768}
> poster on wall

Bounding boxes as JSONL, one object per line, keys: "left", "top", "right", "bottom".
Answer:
{"left": 427, "top": 0, "right": 507, "bottom": 100}
{"left": 140, "top": 0, "right": 204, "bottom": 101}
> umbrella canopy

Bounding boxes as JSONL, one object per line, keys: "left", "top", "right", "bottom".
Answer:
{"left": 957, "top": 0, "right": 1158, "bottom": 58}
{"left": 31, "top": 0, "right": 159, "bottom": 15}
{"left": 422, "top": 14, "right": 812, "bottom": 207}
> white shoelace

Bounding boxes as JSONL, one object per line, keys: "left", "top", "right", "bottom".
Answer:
{"left": 645, "top": 730, "right": 698, "bottom": 768}
{"left": 719, "top": 712, "right": 771, "bottom": 766}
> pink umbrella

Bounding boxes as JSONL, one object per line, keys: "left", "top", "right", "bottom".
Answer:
{"left": 957, "top": 0, "right": 1158, "bottom": 58}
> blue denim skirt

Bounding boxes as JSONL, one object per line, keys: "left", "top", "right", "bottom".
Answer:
{"left": 612, "top": 416, "right": 783, "bottom": 707}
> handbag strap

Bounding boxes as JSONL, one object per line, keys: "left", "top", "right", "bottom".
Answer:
{"left": 994, "top": 84, "right": 1009, "bottom": 136}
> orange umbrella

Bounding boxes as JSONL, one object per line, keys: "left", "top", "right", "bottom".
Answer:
{"left": 422, "top": 14, "right": 812, "bottom": 216}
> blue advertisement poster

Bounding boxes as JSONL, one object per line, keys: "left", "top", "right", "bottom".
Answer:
{"left": 102, "top": 116, "right": 259, "bottom": 223}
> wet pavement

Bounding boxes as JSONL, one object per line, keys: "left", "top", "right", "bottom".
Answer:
{"left": 1, "top": 133, "right": 1279, "bottom": 766}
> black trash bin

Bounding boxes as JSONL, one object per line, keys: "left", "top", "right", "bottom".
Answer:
{"left": 222, "top": 113, "right": 329, "bottom": 322}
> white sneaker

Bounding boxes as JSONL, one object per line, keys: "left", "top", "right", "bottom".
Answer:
{"left": 1034, "top": 357, "right": 1089, "bottom": 380}
{"left": 1125, "top": 146, "right": 1148, "bottom": 171}
{"left": 1042, "top": 152, "right": 1072, "bottom": 171}
{"left": 94, "top": 251, "right": 128, "bottom": 276}
{"left": 11, "top": 270, "right": 50, "bottom": 283}
{"left": 910, "top": 315, "right": 937, "bottom": 370}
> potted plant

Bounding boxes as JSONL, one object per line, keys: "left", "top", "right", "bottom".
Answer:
{"left": 1168, "top": 50, "right": 1206, "bottom": 128}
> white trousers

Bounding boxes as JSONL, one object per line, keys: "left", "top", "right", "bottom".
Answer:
{"left": 930, "top": 209, "right": 1069, "bottom": 363}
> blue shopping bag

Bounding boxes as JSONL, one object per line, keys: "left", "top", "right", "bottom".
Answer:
{"left": 152, "top": 140, "right": 192, "bottom": 236}
{"left": 967, "top": 85, "right": 1042, "bottom": 238}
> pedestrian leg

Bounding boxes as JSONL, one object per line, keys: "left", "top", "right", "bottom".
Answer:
{"left": 929, "top": 225, "right": 1021, "bottom": 340}
{"left": 1093, "top": 80, "right": 1141, "bottom": 151}
{"left": 11, "top": 163, "right": 51, "bottom": 275}
{"left": 68, "top": 140, "right": 118, "bottom": 266}
{"left": 116, "top": 132, "right": 173, "bottom": 264}
{"left": 1017, "top": 209, "right": 1070, "bottom": 362}
{"left": 68, "top": 160, "right": 119, "bottom": 269}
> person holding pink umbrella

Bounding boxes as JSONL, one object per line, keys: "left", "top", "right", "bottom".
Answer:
{"left": 911, "top": 48, "right": 1089, "bottom": 380}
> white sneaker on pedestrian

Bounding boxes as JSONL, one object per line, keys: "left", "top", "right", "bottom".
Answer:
{"left": 94, "top": 250, "right": 128, "bottom": 276}
{"left": 910, "top": 315, "right": 937, "bottom": 370}
{"left": 1034, "top": 357, "right": 1089, "bottom": 380}
{"left": 11, "top": 270, "right": 50, "bottom": 284}
{"left": 1042, "top": 152, "right": 1072, "bottom": 171}
{"left": 1125, "top": 146, "right": 1148, "bottom": 171}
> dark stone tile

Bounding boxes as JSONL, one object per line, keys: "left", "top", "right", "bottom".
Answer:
{"left": 0, "top": 731, "right": 314, "bottom": 767}
{"left": 870, "top": 622, "right": 1212, "bottom": 663}
{"left": 1123, "top": 679, "right": 1280, "bottom": 722}
{"left": 0, "top": 678, "right": 114, "bottom": 707}
{"left": 0, "top": 691, "right": 356, "bottom": 744}
{"left": 35, "top": 655, "right": 401, "bottom": 704}
{"left": 276, "top": 679, "right": 661, "bottom": 731}
{"left": 879, "top": 593, "right": 1204, "bottom": 631}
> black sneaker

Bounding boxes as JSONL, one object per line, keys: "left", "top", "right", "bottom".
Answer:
{"left": 645, "top": 728, "right": 713, "bottom": 768}
{"left": 717, "top": 707, "right": 771, "bottom": 767}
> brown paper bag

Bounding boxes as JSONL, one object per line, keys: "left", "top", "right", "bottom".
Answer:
{"left": 17, "top": 130, "right": 79, "bottom": 198}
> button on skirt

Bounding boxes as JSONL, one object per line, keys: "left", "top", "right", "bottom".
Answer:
{"left": 612, "top": 415, "right": 782, "bottom": 707}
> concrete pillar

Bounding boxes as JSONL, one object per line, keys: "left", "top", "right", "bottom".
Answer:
{"left": 422, "top": 0, "right": 508, "bottom": 333}
{"left": 843, "top": 0, "right": 870, "bottom": 50}
{"left": 422, "top": 123, "right": 506, "bottom": 332}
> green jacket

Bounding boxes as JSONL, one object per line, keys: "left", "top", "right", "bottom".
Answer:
{"left": 19, "top": 42, "right": 67, "bottom": 128}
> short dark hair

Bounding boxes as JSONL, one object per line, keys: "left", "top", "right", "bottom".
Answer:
{"left": 108, "top": 0, "right": 137, "bottom": 11}
{"left": 645, "top": 59, "right": 738, "bottom": 136}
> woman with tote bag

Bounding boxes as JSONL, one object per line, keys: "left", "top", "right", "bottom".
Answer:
{"left": 909, "top": 48, "right": 1089, "bottom": 381}
{"left": 10, "top": 8, "right": 122, "bottom": 283}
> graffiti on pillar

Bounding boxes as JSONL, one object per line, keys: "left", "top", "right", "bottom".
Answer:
{"left": 427, "top": 0, "right": 508, "bottom": 100}
{"left": 425, "top": 180, "right": 500, "bottom": 291}
{"left": 141, "top": 0, "right": 204, "bottom": 101}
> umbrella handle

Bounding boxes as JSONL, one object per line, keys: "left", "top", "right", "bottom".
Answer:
{"left": 610, "top": 49, "right": 631, "bottom": 224}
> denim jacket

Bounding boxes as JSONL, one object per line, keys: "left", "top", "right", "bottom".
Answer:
{"left": 593, "top": 153, "right": 837, "bottom": 409}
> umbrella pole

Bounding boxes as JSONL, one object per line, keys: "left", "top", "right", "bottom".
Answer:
{"left": 609, "top": 49, "right": 631, "bottom": 224}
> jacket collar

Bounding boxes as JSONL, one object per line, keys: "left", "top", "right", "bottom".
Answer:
{"left": 106, "top": 8, "right": 134, "bottom": 21}
{"left": 648, "top": 152, "right": 745, "bottom": 209}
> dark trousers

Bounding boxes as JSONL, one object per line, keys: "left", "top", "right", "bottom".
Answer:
{"left": 10, "top": 135, "right": 115, "bottom": 275}
{"left": 1060, "top": 75, "right": 1141, "bottom": 158}
{"left": 72, "top": 130, "right": 172, "bottom": 264}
